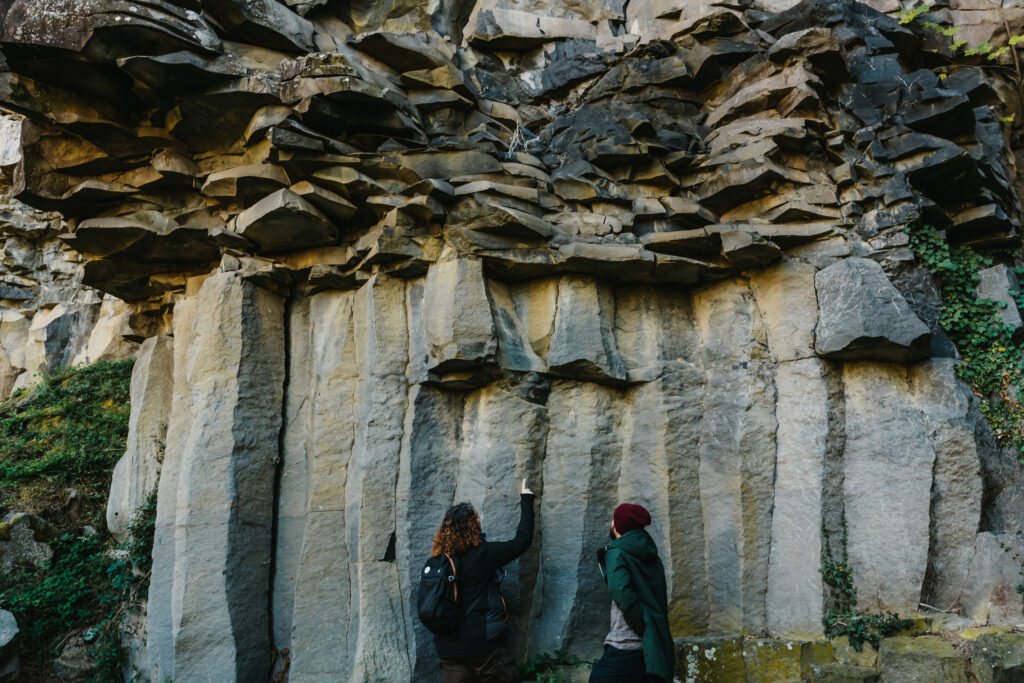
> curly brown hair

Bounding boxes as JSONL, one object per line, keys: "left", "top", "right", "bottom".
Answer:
{"left": 432, "top": 502, "right": 482, "bottom": 557}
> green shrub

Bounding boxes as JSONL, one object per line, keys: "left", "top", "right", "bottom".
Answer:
{"left": 0, "top": 360, "right": 133, "bottom": 511}
{"left": 0, "top": 360, "right": 155, "bottom": 681}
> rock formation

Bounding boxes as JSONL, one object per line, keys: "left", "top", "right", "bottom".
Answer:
{"left": 0, "top": 0, "right": 1023, "bottom": 680}
{"left": 0, "top": 150, "right": 138, "bottom": 396}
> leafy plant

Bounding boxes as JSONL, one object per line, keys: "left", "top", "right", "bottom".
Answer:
{"left": 900, "top": 4, "right": 1024, "bottom": 62}
{"left": 905, "top": 224, "right": 1024, "bottom": 455}
{"left": 820, "top": 519, "right": 913, "bottom": 651}
{"left": 520, "top": 648, "right": 590, "bottom": 682}
{"left": 0, "top": 360, "right": 154, "bottom": 680}
{"left": 0, "top": 359, "right": 133, "bottom": 511}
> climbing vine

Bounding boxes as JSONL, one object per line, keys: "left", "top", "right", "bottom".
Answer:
{"left": 820, "top": 519, "right": 913, "bottom": 651}
{"left": 905, "top": 224, "right": 1024, "bottom": 454}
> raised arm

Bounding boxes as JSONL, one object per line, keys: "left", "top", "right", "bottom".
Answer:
{"left": 483, "top": 478, "right": 536, "bottom": 570}
{"left": 605, "top": 548, "right": 645, "bottom": 635}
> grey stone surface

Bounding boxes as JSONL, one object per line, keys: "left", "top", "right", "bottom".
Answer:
{"left": 878, "top": 636, "right": 971, "bottom": 683}
{"left": 0, "top": 610, "right": 16, "bottom": 651}
{"left": 962, "top": 532, "right": 1024, "bottom": 626}
{"left": 843, "top": 362, "right": 934, "bottom": 614}
{"left": 694, "top": 278, "right": 777, "bottom": 636}
{"left": 423, "top": 255, "right": 497, "bottom": 375}
{"left": 750, "top": 259, "right": 819, "bottom": 362}
{"left": 812, "top": 663, "right": 880, "bottom": 682}
{"left": 106, "top": 335, "right": 173, "bottom": 543}
{"left": 148, "top": 273, "right": 285, "bottom": 683}
{"left": 973, "top": 632, "right": 1024, "bottom": 683}
{"left": 146, "top": 284, "right": 198, "bottom": 683}
{"left": 909, "top": 359, "right": 983, "bottom": 611}
{"left": 53, "top": 635, "right": 96, "bottom": 681}
{"left": 815, "top": 258, "right": 932, "bottom": 362}
{"left": 533, "top": 381, "right": 623, "bottom": 658}
{"left": 976, "top": 264, "right": 1023, "bottom": 331}
{"left": 623, "top": 367, "right": 709, "bottom": 635}
{"left": 0, "top": 512, "right": 51, "bottom": 573}
{"left": 547, "top": 276, "right": 627, "bottom": 384}
{"left": 766, "top": 358, "right": 828, "bottom": 637}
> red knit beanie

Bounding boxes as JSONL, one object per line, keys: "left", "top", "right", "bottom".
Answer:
{"left": 613, "top": 503, "right": 651, "bottom": 534}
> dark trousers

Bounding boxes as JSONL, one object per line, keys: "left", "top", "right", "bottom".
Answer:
{"left": 589, "top": 645, "right": 663, "bottom": 683}
{"left": 439, "top": 646, "right": 519, "bottom": 683}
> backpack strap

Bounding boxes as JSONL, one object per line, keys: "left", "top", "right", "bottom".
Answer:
{"left": 445, "top": 553, "right": 459, "bottom": 602}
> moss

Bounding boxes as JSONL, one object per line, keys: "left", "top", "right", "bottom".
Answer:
{"left": 676, "top": 636, "right": 746, "bottom": 682}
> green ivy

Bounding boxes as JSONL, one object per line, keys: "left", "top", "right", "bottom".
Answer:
{"left": 820, "top": 519, "right": 913, "bottom": 651}
{"left": 0, "top": 491, "right": 156, "bottom": 682}
{"left": 905, "top": 224, "right": 1024, "bottom": 454}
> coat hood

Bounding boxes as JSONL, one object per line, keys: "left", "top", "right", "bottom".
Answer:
{"left": 609, "top": 528, "right": 659, "bottom": 562}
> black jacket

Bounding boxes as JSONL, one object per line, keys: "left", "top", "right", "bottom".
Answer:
{"left": 434, "top": 493, "right": 535, "bottom": 658}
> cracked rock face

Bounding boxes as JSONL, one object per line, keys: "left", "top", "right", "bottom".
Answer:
{"left": 1, "top": 0, "right": 1024, "bottom": 680}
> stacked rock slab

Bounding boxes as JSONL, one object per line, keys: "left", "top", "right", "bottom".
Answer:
{"left": 0, "top": 0, "right": 1023, "bottom": 680}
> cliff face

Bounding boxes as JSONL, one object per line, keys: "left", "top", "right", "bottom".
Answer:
{"left": 2, "top": 0, "right": 1024, "bottom": 680}
{"left": 0, "top": 160, "right": 137, "bottom": 397}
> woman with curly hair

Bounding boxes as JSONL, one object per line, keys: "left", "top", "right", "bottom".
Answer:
{"left": 432, "top": 478, "right": 536, "bottom": 683}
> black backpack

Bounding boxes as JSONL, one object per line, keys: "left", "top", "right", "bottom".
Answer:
{"left": 417, "top": 554, "right": 462, "bottom": 635}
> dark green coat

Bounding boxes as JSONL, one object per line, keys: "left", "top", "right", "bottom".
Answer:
{"left": 601, "top": 529, "right": 674, "bottom": 682}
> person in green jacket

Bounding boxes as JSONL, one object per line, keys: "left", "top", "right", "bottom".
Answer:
{"left": 590, "top": 503, "right": 674, "bottom": 683}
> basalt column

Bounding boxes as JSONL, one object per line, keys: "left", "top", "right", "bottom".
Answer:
{"left": 147, "top": 273, "right": 285, "bottom": 682}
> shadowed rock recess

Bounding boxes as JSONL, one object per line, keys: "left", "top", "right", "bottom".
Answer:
{"left": 2, "top": 0, "right": 1024, "bottom": 679}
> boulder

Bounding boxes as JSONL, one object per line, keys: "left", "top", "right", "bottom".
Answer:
{"left": 0, "top": 512, "right": 52, "bottom": 573}
{"left": 421, "top": 256, "right": 497, "bottom": 376}
{"left": 0, "top": 609, "right": 18, "bottom": 681}
{"left": 973, "top": 632, "right": 1024, "bottom": 683}
{"left": 976, "top": 265, "right": 1022, "bottom": 332}
{"left": 675, "top": 636, "right": 745, "bottom": 682}
{"left": 546, "top": 276, "right": 627, "bottom": 384}
{"left": 961, "top": 532, "right": 1024, "bottom": 627}
{"left": 54, "top": 635, "right": 96, "bottom": 681}
{"left": 815, "top": 258, "right": 931, "bottom": 362}
{"left": 812, "top": 663, "right": 880, "bottom": 682}
{"left": 234, "top": 189, "right": 339, "bottom": 253}
{"left": 877, "top": 636, "right": 971, "bottom": 683}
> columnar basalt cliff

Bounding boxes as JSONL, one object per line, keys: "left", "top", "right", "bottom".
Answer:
{"left": 2, "top": 0, "right": 1024, "bottom": 680}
